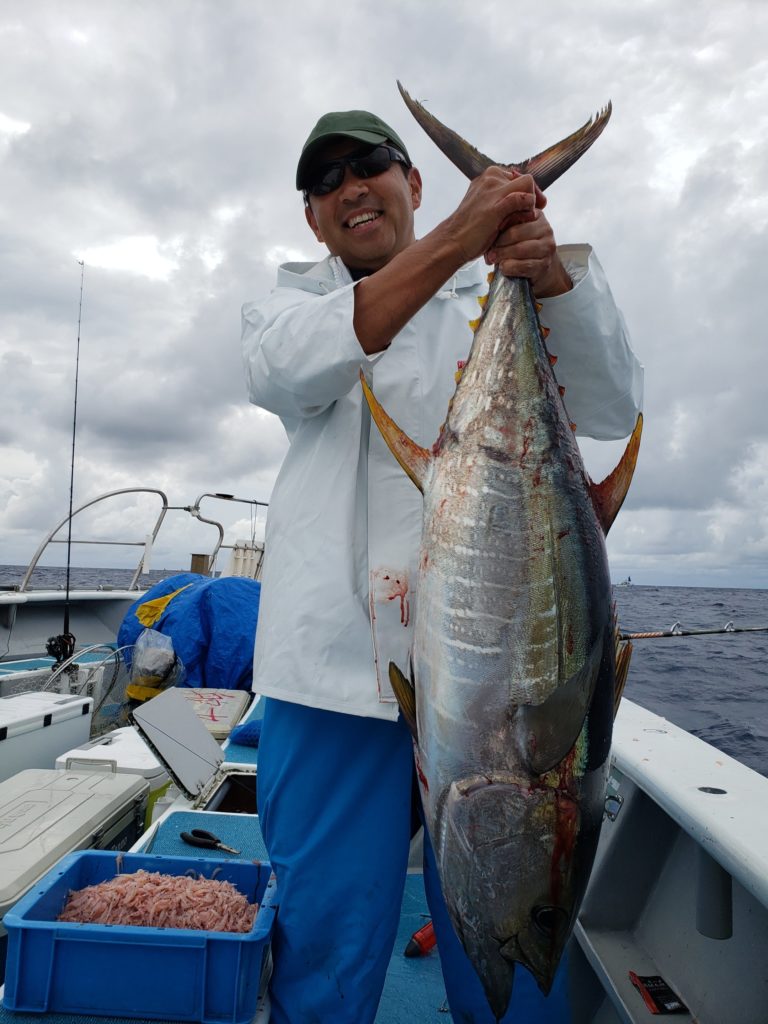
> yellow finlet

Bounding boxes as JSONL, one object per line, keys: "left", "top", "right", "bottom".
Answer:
{"left": 468, "top": 317, "right": 482, "bottom": 331}
{"left": 477, "top": 294, "right": 488, "bottom": 308}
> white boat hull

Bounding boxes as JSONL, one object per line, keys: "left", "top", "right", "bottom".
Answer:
{"left": 573, "top": 698, "right": 768, "bottom": 1022}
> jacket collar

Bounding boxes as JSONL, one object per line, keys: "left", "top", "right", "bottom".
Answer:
{"left": 276, "top": 254, "right": 487, "bottom": 295}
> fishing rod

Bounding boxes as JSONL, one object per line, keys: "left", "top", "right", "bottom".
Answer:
{"left": 46, "top": 259, "right": 84, "bottom": 667}
{"left": 619, "top": 621, "right": 768, "bottom": 641}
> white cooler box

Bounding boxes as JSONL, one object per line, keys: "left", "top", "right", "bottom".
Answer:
{"left": 133, "top": 688, "right": 256, "bottom": 816}
{"left": 0, "top": 766, "right": 148, "bottom": 981}
{"left": 0, "top": 691, "right": 93, "bottom": 783}
{"left": 55, "top": 726, "right": 171, "bottom": 828}
{"left": 178, "top": 688, "right": 251, "bottom": 740}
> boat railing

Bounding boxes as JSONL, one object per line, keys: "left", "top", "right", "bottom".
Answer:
{"left": 188, "top": 492, "right": 269, "bottom": 579}
{"left": 18, "top": 488, "right": 269, "bottom": 592}
{"left": 19, "top": 489, "right": 171, "bottom": 592}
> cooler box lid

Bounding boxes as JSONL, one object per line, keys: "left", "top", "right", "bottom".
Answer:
{"left": 55, "top": 726, "right": 168, "bottom": 786}
{"left": 132, "top": 688, "right": 224, "bottom": 801}
{"left": 178, "top": 689, "right": 251, "bottom": 740}
{"left": 0, "top": 691, "right": 93, "bottom": 738}
{"left": 0, "top": 767, "right": 149, "bottom": 914}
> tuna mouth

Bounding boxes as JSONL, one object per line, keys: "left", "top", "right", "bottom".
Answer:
{"left": 498, "top": 904, "right": 570, "bottom": 994}
{"left": 345, "top": 210, "right": 382, "bottom": 229}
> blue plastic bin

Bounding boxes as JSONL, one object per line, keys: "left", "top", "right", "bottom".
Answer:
{"left": 2, "top": 849, "right": 277, "bottom": 1024}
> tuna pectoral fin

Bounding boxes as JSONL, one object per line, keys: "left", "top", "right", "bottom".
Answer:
{"left": 523, "top": 640, "right": 603, "bottom": 774}
{"left": 590, "top": 413, "right": 643, "bottom": 535}
{"left": 398, "top": 80, "right": 611, "bottom": 191}
{"left": 359, "top": 371, "right": 432, "bottom": 492}
{"left": 389, "top": 662, "right": 418, "bottom": 741}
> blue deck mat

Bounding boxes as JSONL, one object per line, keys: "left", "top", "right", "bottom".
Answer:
{"left": 220, "top": 739, "right": 260, "bottom": 766}
{"left": 220, "top": 694, "right": 264, "bottom": 766}
{"left": 142, "top": 810, "right": 269, "bottom": 861}
{"left": 0, "top": 808, "right": 448, "bottom": 1023}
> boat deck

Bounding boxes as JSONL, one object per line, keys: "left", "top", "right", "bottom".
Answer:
{"left": 0, "top": 805, "right": 448, "bottom": 1024}
{"left": 0, "top": 692, "right": 451, "bottom": 1022}
{"left": 4, "top": 692, "right": 765, "bottom": 1023}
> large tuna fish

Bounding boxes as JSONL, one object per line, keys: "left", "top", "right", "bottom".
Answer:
{"left": 360, "top": 85, "right": 642, "bottom": 1020}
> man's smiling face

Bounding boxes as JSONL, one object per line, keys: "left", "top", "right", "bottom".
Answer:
{"left": 304, "top": 139, "right": 422, "bottom": 273}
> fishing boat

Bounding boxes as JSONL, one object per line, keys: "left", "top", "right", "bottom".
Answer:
{"left": 0, "top": 488, "right": 266, "bottom": 693}
{"left": 0, "top": 499, "right": 766, "bottom": 1023}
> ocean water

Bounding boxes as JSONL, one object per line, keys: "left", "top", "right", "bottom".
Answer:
{"left": 613, "top": 584, "right": 768, "bottom": 778}
{"left": 0, "top": 564, "right": 186, "bottom": 592}
{"left": 2, "top": 566, "right": 766, "bottom": 777}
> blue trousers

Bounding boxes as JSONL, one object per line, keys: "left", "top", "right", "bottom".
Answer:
{"left": 257, "top": 698, "right": 571, "bottom": 1023}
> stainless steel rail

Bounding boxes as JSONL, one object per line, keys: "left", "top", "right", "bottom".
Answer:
{"left": 18, "top": 488, "right": 269, "bottom": 591}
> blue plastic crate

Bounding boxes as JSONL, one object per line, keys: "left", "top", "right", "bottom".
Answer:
{"left": 2, "top": 849, "right": 276, "bottom": 1024}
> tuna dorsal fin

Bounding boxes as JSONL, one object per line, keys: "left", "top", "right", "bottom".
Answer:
{"left": 397, "top": 80, "right": 612, "bottom": 191}
{"left": 389, "top": 661, "right": 418, "bottom": 741}
{"left": 360, "top": 370, "right": 432, "bottom": 492}
{"left": 589, "top": 413, "right": 643, "bottom": 535}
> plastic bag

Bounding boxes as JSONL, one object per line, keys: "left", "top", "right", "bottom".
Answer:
{"left": 129, "top": 628, "right": 186, "bottom": 692}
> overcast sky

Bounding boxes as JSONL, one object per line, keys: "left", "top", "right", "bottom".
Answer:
{"left": 1, "top": 1, "right": 766, "bottom": 589}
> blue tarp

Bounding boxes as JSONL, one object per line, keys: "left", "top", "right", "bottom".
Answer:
{"left": 117, "top": 573, "right": 261, "bottom": 691}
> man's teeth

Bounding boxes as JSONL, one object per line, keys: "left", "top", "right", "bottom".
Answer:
{"left": 347, "top": 211, "right": 380, "bottom": 229}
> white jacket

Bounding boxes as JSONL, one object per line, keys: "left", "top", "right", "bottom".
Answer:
{"left": 242, "top": 245, "right": 643, "bottom": 720}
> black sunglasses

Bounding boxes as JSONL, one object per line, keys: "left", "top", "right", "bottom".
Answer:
{"left": 305, "top": 145, "right": 410, "bottom": 197}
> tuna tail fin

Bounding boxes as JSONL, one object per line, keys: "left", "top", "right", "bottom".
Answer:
{"left": 359, "top": 370, "right": 432, "bottom": 491}
{"left": 397, "top": 81, "right": 612, "bottom": 191}
{"left": 389, "top": 661, "right": 418, "bottom": 741}
{"left": 589, "top": 413, "right": 643, "bottom": 535}
{"left": 397, "top": 81, "right": 499, "bottom": 179}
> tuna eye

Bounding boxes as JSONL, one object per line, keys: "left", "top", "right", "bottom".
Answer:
{"left": 532, "top": 905, "right": 566, "bottom": 935}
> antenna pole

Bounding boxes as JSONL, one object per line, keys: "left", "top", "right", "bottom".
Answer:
{"left": 63, "top": 260, "right": 85, "bottom": 637}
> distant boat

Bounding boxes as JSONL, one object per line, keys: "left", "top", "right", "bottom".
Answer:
{"left": 616, "top": 576, "right": 632, "bottom": 586}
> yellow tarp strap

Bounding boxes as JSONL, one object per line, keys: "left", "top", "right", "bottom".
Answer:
{"left": 126, "top": 682, "right": 165, "bottom": 702}
{"left": 135, "top": 583, "right": 194, "bottom": 628}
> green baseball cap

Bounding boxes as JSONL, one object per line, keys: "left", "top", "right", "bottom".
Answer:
{"left": 296, "top": 110, "right": 411, "bottom": 190}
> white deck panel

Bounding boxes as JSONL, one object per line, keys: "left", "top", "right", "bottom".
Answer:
{"left": 612, "top": 699, "right": 768, "bottom": 907}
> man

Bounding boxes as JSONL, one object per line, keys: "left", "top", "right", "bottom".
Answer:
{"left": 242, "top": 109, "right": 643, "bottom": 1023}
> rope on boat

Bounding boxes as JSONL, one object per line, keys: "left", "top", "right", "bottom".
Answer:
{"left": 619, "top": 622, "right": 768, "bottom": 640}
